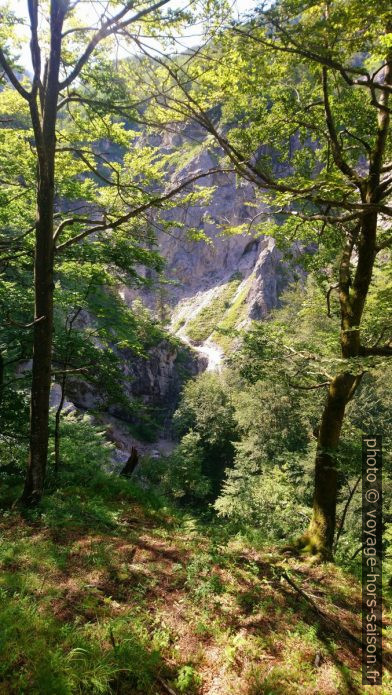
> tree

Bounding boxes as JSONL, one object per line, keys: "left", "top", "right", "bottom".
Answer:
{"left": 231, "top": 274, "right": 392, "bottom": 558}
{"left": 0, "top": 0, "right": 224, "bottom": 504}
{"left": 173, "top": 371, "right": 237, "bottom": 498}
{"left": 139, "top": 0, "right": 392, "bottom": 557}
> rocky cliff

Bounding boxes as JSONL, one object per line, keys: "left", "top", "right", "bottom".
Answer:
{"left": 119, "top": 123, "right": 293, "bottom": 353}
{"left": 64, "top": 337, "right": 205, "bottom": 457}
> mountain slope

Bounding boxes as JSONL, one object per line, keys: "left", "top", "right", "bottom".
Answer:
{"left": 1, "top": 458, "right": 386, "bottom": 695}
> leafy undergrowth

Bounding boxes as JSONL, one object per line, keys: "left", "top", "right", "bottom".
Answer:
{"left": 0, "top": 466, "right": 391, "bottom": 695}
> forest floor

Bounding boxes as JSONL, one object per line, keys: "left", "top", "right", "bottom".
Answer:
{"left": 0, "top": 466, "right": 391, "bottom": 695}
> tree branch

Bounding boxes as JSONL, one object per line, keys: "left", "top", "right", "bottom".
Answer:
{"left": 27, "top": 0, "right": 42, "bottom": 99}
{"left": 359, "top": 343, "right": 392, "bottom": 357}
{"left": 55, "top": 167, "right": 233, "bottom": 252}
{"left": 322, "top": 67, "right": 362, "bottom": 187}
{"left": 326, "top": 283, "right": 339, "bottom": 318}
{"left": 51, "top": 365, "right": 92, "bottom": 376}
{"left": 59, "top": 0, "right": 172, "bottom": 89}
{"left": 287, "top": 380, "right": 330, "bottom": 390}
{"left": 0, "top": 48, "right": 30, "bottom": 100}
{"left": 334, "top": 475, "right": 362, "bottom": 552}
{"left": 4, "top": 314, "right": 45, "bottom": 329}
{"left": 53, "top": 216, "right": 100, "bottom": 243}
{"left": 232, "top": 24, "right": 392, "bottom": 97}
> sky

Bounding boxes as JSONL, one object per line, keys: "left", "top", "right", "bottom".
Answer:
{"left": 9, "top": 0, "right": 259, "bottom": 71}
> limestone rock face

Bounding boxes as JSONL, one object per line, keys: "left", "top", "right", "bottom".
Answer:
{"left": 66, "top": 339, "right": 204, "bottom": 433}
{"left": 108, "top": 339, "right": 205, "bottom": 427}
{"left": 120, "top": 124, "right": 292, "bottom": 335}
{"left": 246, "top": 238, "right": 289, "bottom": 319}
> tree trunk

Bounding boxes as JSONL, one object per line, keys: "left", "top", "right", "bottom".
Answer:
{"left": 295, "top": 42, "right": 391, "bottom": 561}
{"left": 0, "top": 350, "right": 4, "bottom": 406}
{"left": 300, "top": 372, "right": 356, "bottom": 558}
{"left": 21, "top": 1, "right": 66, "bottom": 504}
{"left": 300, "top": 212, "right": 378, "bottom": 557}
{"left": 21, "top": 178, "right": 55, "bottom": 504}
{"left": 121, "top": 446, "right": 140, "bottom": 477}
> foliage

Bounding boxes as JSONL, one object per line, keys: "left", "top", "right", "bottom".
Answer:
{"left": 173, "top": 372, "right": 238, "bottom": 498}
{"left": 175, "top": 665, "right": 203, "bottom": 693}
{"left": 216, "top": 462, "right": 311, "bottom": 539}
{"left": 158, "top": 431, "right": 212, "bottom": 503}
{"left": 215, "top": 374, "right": 312, "bottom": 538}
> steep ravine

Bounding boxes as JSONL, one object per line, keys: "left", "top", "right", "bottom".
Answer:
{"left": 56, "top": 128, "right": 298, "bottom": 465}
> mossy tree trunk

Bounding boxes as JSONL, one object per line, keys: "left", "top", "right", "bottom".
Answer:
{"left": 302, "top": 373, "right": 356, "bottom": 558}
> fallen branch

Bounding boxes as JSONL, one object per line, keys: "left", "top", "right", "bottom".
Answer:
{"left": 280, "top": 571, "right": 363, "bottom": 649}
{"left": 156, "top": 676, "right": 178, "bottom": 695}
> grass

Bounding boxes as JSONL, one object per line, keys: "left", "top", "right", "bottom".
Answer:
{"left": 0, "top": 458, "right": 391, "bottom": 694}
{"left": 172, "top": 316, "right": 186, "bottom": 333}
{"left": 186, "top": 274, "right": 243, "bottom": 344}
{"left": 212, "top": 275, "right": 253, "bottom": 351}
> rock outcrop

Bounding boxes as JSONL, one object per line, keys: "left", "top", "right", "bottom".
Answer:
{"left": 66, "top": 338, "right": 205, "bottom": 434}
{"left": 108, "top": 339, "right": 205, "bottom": 430}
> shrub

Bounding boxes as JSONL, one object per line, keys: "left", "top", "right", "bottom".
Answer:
{"left": 159, "top": 432, "right": 211, "bottom": 503}
{"left": 215, "top": 462, "right": 310, "bottom": 540}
